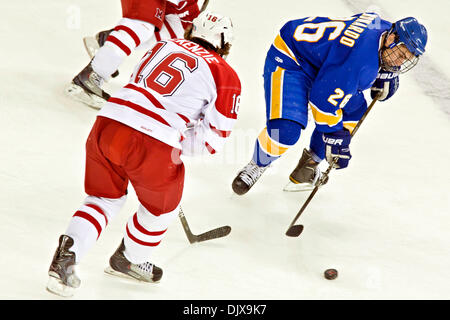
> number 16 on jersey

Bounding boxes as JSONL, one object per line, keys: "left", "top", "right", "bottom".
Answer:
{"left": 231, "top": 94, "right": 240, "bottom": 115}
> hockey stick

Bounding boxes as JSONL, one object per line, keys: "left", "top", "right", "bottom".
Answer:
{"left": 285, "top": 95, "right": 381, "bottom": 237}
{"left": 200, "top": 0, "right": 210, "bottom": 12}
{"left": 179, "top": 206, "right": 231, "bottom": 244}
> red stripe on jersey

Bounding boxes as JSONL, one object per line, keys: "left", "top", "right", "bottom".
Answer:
{"left": 124, "top": 83, "right": 190, "bottom": 124}
{"left": 114, "top": 25, "right": 141, "bottom": 47}
{"left": 164, "top": 20, "right": 178, "bottom": 39}
{"left": 124, "top": 84, "right": 165, "bottom": 109}
{"left": 126, "top": 224, "right": 162, "bottom": 247}
{"left": 155, "top": 31, "right": 161, "bottom": 42}
{"left": 85, "top": 203, "right": 108, "bottom": 225}
{"left": 132, "top": 214, "right": 167, "bottom": 236}
{"left": 108, "top": 97, "right": 171, "bottom": 127}
{"left": 209, "top": 123, "right": 231, "bottom": 137}
{"left": 73, "top": 211, "right": 102, "bottom": 239}
{"left": 107, "top": 35, "right": 132, "bottom": 56}
{"left": 205, "top": 142, "right": 216, "bottom": 154}
{"left": 176, "top": 113, "right": 190, "bottom": 124}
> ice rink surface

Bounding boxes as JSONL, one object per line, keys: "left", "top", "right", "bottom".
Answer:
{"left": 1, "top": 0, "right": 449, "bottom": 301}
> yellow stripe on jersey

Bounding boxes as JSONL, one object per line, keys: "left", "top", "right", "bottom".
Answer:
{"left": 257, "top": 127, "right": 290, "bottom": 157}
{"left": 269, "top": 67, "right": 284, "bottom": 120}
{"left": 309, "top": 102, "right": 343, "bottom": 127}
{"left": 343, "top": 121, "right": 357, "bottom": 134}
{"left": 273, "top": 34, "right": 299, "bottom": 65}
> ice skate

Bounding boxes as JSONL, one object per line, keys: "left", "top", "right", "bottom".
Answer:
{"left": 65, "top": 62, "right": 110, "bottom": 110}
{"left": 104, "top": 239, "right": 163, "bottom": 283}
{"left": 46, "top": 235, "right": 81, "bottom": 297}
{"left": 283, "top": 148, "right": 329, "bottom": 192}
{"left": 232, "top": 160, "right": 268, "bottom": 195}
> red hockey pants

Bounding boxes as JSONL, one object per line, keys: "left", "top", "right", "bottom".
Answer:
{"left": 84, "top": 116, "right": 185, "bottom": 215}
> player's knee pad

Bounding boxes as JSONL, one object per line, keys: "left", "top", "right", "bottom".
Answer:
{"left": 82, "top": 195, "right": 127, "bottom": 225}
{"left": 136, "top": 204, "right": 179, "bottom": 229}
{"left": 253, "top": 119, "right": 303, "bottom": 166}
{"left": 267, "top": 118, "right": 303, "bottom": 146}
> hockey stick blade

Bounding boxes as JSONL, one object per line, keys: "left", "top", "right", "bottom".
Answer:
{"left": 179, "top": 207, "right": 231, "bottom": 244}
{"left": 194, "top": 226, "right": 231, "bottom": 243}
{"left": 285, "top": 224, "right": 304, "bottom": 237}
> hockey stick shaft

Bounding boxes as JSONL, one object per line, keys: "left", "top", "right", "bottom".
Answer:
{"left": 285, "top": 96, "right": 380, "bottom": 237}
{"left": 200, "top": 0, "right": 210, "bottom": 12}
{"left": 178, "top": 207, "right": 197, "bottom": 243}
{"left": 178, "top": 206, "right": 231, "bottom": 244}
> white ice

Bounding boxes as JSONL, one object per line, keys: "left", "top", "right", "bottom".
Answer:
{"left": 0, "top": 0, "right": 449, "bottom": 300}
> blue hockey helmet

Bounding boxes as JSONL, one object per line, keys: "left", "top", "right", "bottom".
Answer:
{"left": 381, "top": 17, "right": 427, "bottom": 73}
{"left": 392, "top": 17, "right": 428, "bottom": 56}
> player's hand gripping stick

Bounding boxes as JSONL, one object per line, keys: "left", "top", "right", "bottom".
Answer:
{"left": 285, "top": 95, "right": 381, "bottom": 237}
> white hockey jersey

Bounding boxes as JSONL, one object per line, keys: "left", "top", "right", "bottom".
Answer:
{"left": 98, "top": 38, "right": 241, "bottom": 155}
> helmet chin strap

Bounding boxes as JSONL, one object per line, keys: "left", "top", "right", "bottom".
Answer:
{"left": 388, "top": 42, "right": 398, "bottom": 49}
{"left": 387, "top": 36, "right": 404, "bottom": 50}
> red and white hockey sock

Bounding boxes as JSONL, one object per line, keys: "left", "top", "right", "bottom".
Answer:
{"left": 65, "top": 195, "right": 127, "bottom": 263}
{"left": 91, "top": 18, "right": 156, "bottom": 80}
{"left": 123, "top": 204, "right": 178, "bottom": 264}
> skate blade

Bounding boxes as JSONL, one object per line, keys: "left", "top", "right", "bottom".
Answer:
{"left": 46, "top": 275, "right": 75, "bottom": 298}
{"left": 283, "top": 181, "right": 315, "bottom": 192}
{"left": 83, "top": 36, "right": 99, "bottom": 59}
{"left": 104, "top": 266, "right": 160, "bottom": 284}
{"left": 64, "top": 83, "right": 105, "bottom": 110}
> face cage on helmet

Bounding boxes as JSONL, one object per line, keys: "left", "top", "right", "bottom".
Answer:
{"left": 380, "top": 32, "right": 420, "bottom": 74}
{"left": 381, "top": 46, "right": 420, "bottom": 73}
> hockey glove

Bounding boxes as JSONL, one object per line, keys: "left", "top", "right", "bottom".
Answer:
{"left": 180, "top": 127, "right": 205, "bottom": 157}
{"left": 323, "top": 129, "right": 352, "bottom": 169}
{"left": 370, "top": 70, "right": 399, "bottom": 101}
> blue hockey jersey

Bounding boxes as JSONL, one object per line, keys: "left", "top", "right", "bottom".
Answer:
{"left": 267, "top": 13, "right": 391, "bottom": 132}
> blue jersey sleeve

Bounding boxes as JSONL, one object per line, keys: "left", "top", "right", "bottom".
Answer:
{"left": 308, "top": 27, "right": 382, "bottom": 133}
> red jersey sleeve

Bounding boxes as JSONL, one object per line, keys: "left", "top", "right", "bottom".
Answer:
{"left": 180, "top": 56, "right": 241, "bottom": 156}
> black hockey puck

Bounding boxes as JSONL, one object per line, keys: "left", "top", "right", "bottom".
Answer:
{"left": 324, "top": 268, "right": 338, "bottom": 280}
